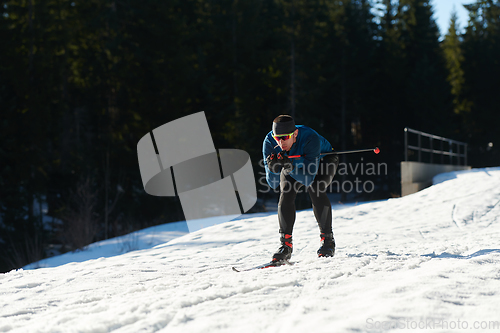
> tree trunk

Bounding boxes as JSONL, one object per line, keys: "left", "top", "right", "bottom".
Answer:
{"left": 341, "top": 47, "right": 347, "bottom": 202}
{"left": 290, "top": 0, "right": 296, "bottom": 118}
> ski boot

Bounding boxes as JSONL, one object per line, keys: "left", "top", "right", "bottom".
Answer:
{"left": 272, "top": 233, "right": 293, "bottom": 262}
{"left": 317, "top": 233, "right": 335, "bottom": 257}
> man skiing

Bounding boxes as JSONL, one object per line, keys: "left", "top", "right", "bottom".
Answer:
{"left": 263, "top": 115, "right": 339, "bottom": 262}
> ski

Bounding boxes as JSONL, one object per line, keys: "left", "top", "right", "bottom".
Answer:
{"left": 232, "top": 259, "right": 293, "bottom": 272}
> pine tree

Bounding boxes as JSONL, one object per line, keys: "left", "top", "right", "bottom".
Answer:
{"left": 462, "top": 0, "right": 500, "bottom": 165}
{"left": 442, "top": 10, "right": 471, "bottom": 116}
{"left": 397, "top": 0, "right": 452, "bottom": 134}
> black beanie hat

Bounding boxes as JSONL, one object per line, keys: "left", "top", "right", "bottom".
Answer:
{"left": 272, "top": 115, "right": 296, "bottom": 135}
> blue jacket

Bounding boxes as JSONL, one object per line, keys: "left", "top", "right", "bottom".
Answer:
{"left": 262, "top": 125, "right": 333, "bottom": 189}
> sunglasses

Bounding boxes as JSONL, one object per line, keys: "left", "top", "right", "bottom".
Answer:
{"left": 273, "top": 132, "right": 294, "bottom": 142}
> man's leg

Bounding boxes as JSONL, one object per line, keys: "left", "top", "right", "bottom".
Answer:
{"left": 278, "top": 172, "right": 300, "bottom": 234}
{"left": 307, "top": 155, "right": 338, "bottom": 256}
{"left": 273, "top": 171, "right": 302, "bottom": 261}
{"left": 307, "top": 155, "right": 337, "bottom": 233}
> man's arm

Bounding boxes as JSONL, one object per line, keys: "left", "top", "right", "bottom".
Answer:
{"left": 262, "top": 135, "right": 281, "bottom": 189}
{"left": 289, "top": 134, "right": 321, "bottom": 187}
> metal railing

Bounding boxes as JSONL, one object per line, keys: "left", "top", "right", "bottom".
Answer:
{"left": 404, "top": 127, "right": 468, "bottom": 166}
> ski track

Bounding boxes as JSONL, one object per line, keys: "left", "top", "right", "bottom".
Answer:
{"left": 1, "top": 168, "right": 500, "bottom": 332}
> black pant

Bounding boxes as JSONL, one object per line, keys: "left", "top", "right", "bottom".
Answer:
{"left": 278, "top": 154, "right": 338, "bottom": 235}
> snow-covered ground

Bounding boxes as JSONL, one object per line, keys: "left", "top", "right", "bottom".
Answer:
{"left": 23, "top": 222, "right": 189, "bottom": 270}
{"left": 1, "top": 168, "right": 500, "bottom": 333}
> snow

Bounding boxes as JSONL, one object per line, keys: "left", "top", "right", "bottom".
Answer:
{"left": 2, "top": 167, "right": 500, "bottom": 332}
{"left": 23, "top": 222, "right": 189, "bottom": 270}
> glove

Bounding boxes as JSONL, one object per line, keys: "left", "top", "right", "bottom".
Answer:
{"left": 266, "top": 153, "right": 283, "bottom": 174}
{"left": 277, "top": 152, "right": 294, "bottom": 175}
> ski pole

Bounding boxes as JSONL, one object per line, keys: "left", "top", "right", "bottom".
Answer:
{"left": 288, "top": 147, "right": 380, "bottom": 159}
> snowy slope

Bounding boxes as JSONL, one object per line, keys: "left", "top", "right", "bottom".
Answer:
{"left": 2, "top": 168, "right": 500, "bottom": 333}
{"left": 23, "top": 222, "right": 189, "bottom": 270}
